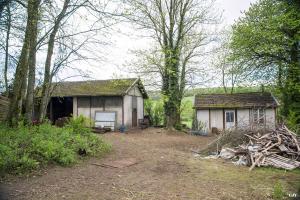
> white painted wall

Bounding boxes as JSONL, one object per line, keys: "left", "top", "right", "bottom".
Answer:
{"left": 73, "top": 97, "right": 78, "bottom": 117}
{"left": 196, "top": 107, "right": 277, "bottom": 132}
{"left": 76, "top": 96, "right": 123, "bottom": 127}
{"left": 77, "top": 107, "right": 90, "bottom": 119}
{"left": 196, "top": 109, "right": 209, "bottom": 132}
{"left": 237, "top": 109, "right": 250, "bottom": 129}
{"left": 265, "top": 108, "right": 276, "bottom": 129}
{"left": 137, "top": 97, "right": 144, "bottom": 120}
{"left": 123, "top": 95, "right": 132, "bottom": 127}
{"left": 101, "top": 107, "right": 122, "bottom": 126}
{"left": 128, "top": 85, "right": 142, "bottom": 97}
{"left": 210, "top": 109, "right": 223, "bottom": 130}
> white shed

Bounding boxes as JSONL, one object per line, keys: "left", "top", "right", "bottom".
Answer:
{"left": 40, "top": 78, "right": 148, "bottom": 130}
{"left": 194, "top": 92, "right": 279, "bottom": 133}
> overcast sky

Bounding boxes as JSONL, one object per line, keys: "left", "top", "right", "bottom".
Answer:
{"left": 61, "top": 0, "right": 258, "bottom": 82}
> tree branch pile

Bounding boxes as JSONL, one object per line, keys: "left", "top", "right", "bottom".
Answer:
{"left": 218, "top": 126, "right": 300, "bottom": 170}
{"left": 245, "top": 126, "right": 300, "bottom": 170}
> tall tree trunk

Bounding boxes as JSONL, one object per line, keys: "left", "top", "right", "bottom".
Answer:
{"left": 24, "top": 0, "right": 40, "bottom": 123}
{"left": 222, "top": 68, "right": 227, "bottom": 94}
{"left": 39, "top": 0, "right": 70, "bottom": 122}
{"left": 4, "top": 4, "right": 11, "bottom": 96}
{"left": 7, "top": 21, "right": 30, "bottom": 125}
{"left": 165, "top": 49, "right": 180, "bottom": 128}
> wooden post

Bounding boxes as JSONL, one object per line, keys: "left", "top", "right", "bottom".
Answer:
{"left": 222, "top": 108, "right": 225, "bottom": 131}
{"left": 49, "top": 98, "right": 53, "bottom": 122}
{"left": 208, "top": 108, "right": 211, "bottom": 131}
{"left": 235, "top": 109, "right": 238, "bottom": 128}
{"left": 89, "top": 96, "right": 92, "bottom": 127}
{"left": 122, "top": 96, "right": 124, "bottom": 126}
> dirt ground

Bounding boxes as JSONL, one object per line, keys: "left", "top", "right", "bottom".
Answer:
{"left": 1, "top": 128, "right": 299, "bottom": 200}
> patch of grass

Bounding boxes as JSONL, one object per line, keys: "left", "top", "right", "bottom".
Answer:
{"left": 272, "top": 182, "right": 286, "bottom": 200}
{"left": 189, "top": 159, "right": 300, "bottom": 198}
{"left": 0, "top": 116, "right": 111, "bottom": 176}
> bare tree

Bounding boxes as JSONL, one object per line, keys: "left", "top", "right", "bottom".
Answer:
{"left": 24, "top": 0, "right": 41, "bottom": 122}
{"left": 37, "top": 0, "right": 117, "bottom": 121}
{"left": 7, "top": 0, "right": 40, "bottom": 124}
{"left": 0, "top": 0, "right": 25, "bottom": 95}
{"left": 38, "top": 0, "right": 72, "bottom": 121}
{"left": 3, "top": 4, "right": 11, "bottom": 95}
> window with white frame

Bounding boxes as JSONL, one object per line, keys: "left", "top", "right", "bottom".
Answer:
{"left": 252, "top": 108, "right": 265, "bottom": 125}
{"left": 225, "top": 111, "right": 234, "bottom": 123}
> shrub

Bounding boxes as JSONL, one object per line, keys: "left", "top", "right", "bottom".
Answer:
{"left": 152, "top": 101, "right": 164, "bottom": 126}
{"left": 144, "top": 99, "right": 164, "bottom": 126}
{"left": 286, "top": 110, "right": 300, "bottom": 135}
{"left": 0, "top": 117, "right": 111, "bottom": 176}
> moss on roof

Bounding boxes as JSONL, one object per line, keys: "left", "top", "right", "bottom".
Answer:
{"left": 194, "top": 92, "right": 278, "bottom": 109}
{"left": 37, "top": 78, "right": 148, "bottom": 98}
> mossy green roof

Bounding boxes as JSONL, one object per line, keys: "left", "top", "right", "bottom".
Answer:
{"left": 194, "top": 92, "right": 278, "bottom": 109}
{"left": 39, "top": 78, "right": 148, "bottom": 98}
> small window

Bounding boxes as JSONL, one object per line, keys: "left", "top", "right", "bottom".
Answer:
{"left": 226, "top": 111, "right": 234, "bottom": 122}
{"left": 252, "top": 109, "right": 265, "bottom": 125}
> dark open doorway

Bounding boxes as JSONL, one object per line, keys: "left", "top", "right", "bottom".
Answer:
{"left": 48, "top": 97, "right": 73, "bottom": 123}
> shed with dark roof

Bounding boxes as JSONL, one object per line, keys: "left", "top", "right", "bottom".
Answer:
{"left": 37, "top": 78, "right": 148, "bottom": 130}
{"left": 193, "top": 92, "right": 278, "bottom": 133}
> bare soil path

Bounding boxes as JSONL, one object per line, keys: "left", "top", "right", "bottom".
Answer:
{"left": 1, "top": 128, "right": 299, "bottom": 200}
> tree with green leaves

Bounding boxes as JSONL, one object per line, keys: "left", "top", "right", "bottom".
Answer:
{"left": 126, "top": 0, "right": 218, "bottom": 129}
{"left": 229, "top": 0, "right": 300, "bottom": 129}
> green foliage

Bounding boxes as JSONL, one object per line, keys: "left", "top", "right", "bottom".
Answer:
{"left": 286, "top": 111, "right": 300, "bottom": 135}
{"left": 144, "top": 99, "right": 164, "bottom": 126}
{"left": 152, "top": 100, "right": 164, "bottom": 126}
{"left": 272, "top": 182, "right": 286, "bottom": 200}
{"left": 0, "top": 117, "right": 111, "bottom": 175}
{"left": 65, "top": 115, "right": 93, "bottom": 135}
{"left": 181, "top": 97, "right": 193, "bottom": 128}
{"left": 230, "top": 0, "right": 300, "bottom": 123}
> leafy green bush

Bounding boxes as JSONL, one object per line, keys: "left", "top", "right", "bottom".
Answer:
{"left": 286, "top": 110, "right": 300, "bottom": 135}
{"left": 144, "top": 99, "right": 164, "bottom": 126}
{"left": 0, "top": 117, "right": 111, "bottom": 175}
{"left": 152, "top": 101, "right": 164, "bottom": 126}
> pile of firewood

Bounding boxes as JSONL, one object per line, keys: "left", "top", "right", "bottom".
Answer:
{"left": 219, "top": 126, "right": 300, "bottom": 171}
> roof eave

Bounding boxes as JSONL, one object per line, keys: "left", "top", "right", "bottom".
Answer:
{"left": 124, "top": 78, "right": 149, "bottom": 99}
{"left": 193, "top": 105, "right": 278, "bottom": 109}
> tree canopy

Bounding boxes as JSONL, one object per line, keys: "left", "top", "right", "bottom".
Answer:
{"left": 229, "top": 0, "right": 300, "bottom": 128}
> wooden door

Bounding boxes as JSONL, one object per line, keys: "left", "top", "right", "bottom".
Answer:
{"left": 132, "top": 108, "right": 137, "bottom": 127}
{"left": 132, "top": 96, "right": 138, "bottom": 127}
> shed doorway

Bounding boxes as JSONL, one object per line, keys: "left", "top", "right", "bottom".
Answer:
{"left": 49, "top": 97, "right": 73, "bottom": 123}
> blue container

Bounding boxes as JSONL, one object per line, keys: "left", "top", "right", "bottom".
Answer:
{"left": 119, "top": 125, "right": 126, "bottom": 133}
